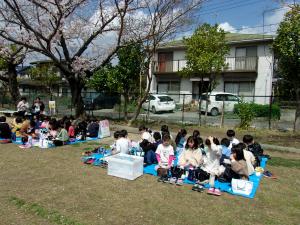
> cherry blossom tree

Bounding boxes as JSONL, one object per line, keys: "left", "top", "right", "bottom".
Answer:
{"left": 0, "top": 0, "right": 204, "bottom": 117}
{"left": 0, "top": 43, "right": 27, "bottom": 105}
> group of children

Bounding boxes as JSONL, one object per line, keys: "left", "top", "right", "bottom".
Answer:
{"left": 1, "top": 114, "right": 267, "bottom": 196}
{"left": 0, "top": 115, "right": 101, "bottom": 147}
{"left": 111, "top": 124, "right": 266, "bottom": 196}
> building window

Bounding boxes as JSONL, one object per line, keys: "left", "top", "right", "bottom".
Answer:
{"left": 157, "top": 81, "right": 180, "bottom": 93}
{"left": 224, "top": 82, "right": 255, "bottom": 101}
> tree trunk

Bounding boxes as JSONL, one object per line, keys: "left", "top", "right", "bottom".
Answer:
{"left": 69, "top": 78, "right": 85, "bottom": 118}
{"left": 123, "top": 93, "right": 129, "bottom": 121}
{"left": 7, "top": 63, "right": 21, "bottom": 108}
{"left": 203, "top": 77, "right": 212, "bottom": 125}
{"left": 220, "top": 100, "right": 225, "bottom": 128}
{"left": 293, "top": 88, "right": 300, "bottom": 132}
{"left": 128, "top": 63, "right": 151, "bottom": 126}
{"left": 198, "top": 75, "right": 204, "bottom": 126}
{"left": 128, "top": 95, "right": 146, "bottom": 126}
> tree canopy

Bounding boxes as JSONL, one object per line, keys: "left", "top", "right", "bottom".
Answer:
{"left": 181, "top": 23, "right": 229, "bottom": 77}
{"left": 273, "top": 4, "right": 300, "bottom": 131}
{"left": 273, "top": 4, "right": 300, "bottom": 89}
{"left": 0, "top": 0, "right": 203, "bottom": 117}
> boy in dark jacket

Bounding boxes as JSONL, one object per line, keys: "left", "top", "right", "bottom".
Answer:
{"left": 140, "top": 132, "right": 161, "bottom": 166}
{"left": 86, "top": 117, "right": 99, "bottom": 138}
{"left": 243, "top": 135, "right": 263, "bottom": 167}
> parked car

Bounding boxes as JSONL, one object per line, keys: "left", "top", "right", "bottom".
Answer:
{"left": 83, "top": 93, "right": 120, "bottom": 110}
{"left": 142, "top": 94, "right": 176, "bottom": 113}
{"left": 200, "top": 92, "right": 240, "bottom": 116}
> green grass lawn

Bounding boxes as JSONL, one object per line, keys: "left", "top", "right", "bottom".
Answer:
{"left": 0, "top": 137, "right": 299, "bottom": 225}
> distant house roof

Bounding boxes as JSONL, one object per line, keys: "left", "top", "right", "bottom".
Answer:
{"left": 16, "top": 65, "right": 32, "bottom": 76}
{"left": 158, "top": 33, "right": 275, "bottom": 50}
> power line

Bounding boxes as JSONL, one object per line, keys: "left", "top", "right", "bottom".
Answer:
{"left": 200, "top": 0, "right": 250, "bottom": 11}
{"left": 182, "top": 5, "right": 287, "bottom": 34}
{"left": 183, "top": 21, "right": 281, "bottom": 35}
{"left": 195, "top": 0, "right": 263, "bottom": 17}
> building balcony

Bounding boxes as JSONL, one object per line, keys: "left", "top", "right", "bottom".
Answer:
{"left": 153, "top": 57, "right": 258, "bottom": 73}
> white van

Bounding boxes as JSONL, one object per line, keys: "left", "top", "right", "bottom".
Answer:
{"left": 200, "top": 92, "right": 240, "bottom": 116}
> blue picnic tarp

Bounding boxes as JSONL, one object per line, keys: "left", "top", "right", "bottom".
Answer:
{"left": 143, "top": 157, "right": 268, "bottom": 199}
{"left": 11, "top": 136, "right": 100, "bottom": 148}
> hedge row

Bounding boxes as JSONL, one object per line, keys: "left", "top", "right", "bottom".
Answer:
{"left": 234, "top": 103, "right": 281, "bottom": 120}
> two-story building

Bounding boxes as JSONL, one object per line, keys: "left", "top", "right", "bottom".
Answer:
{"left": 150, "top": 33, "right": 275, "bottom": 105}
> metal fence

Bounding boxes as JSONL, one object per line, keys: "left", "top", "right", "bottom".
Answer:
{"left": 0, "top": 90, "right": 297, "bottom": 131}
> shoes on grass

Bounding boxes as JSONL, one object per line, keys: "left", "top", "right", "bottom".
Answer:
{"left": 157, "top": 176, "right": 169, "bottom": 183}
{"left": 169, "top": 177, "right": 177, "bottom": 184}
{"left": 176, "top": 178, "right": 183, "bottom": 186}
{"left": 207, "top": 188, "right": 221, "bottom": 196}
{"left": 263, "top": 171, "right": 277, "bottom": 179}
{"left": 192, "top": 184, "right": 204, "bottom": 192}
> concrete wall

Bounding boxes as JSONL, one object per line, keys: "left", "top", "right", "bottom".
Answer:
{"left": 214, "top": 76, "right": 224, "bottom": 92}
{"left": 179, "top": 78, "right": 193, "bottom": 104}
{"left": 255, "top": 44, "right": 273, "bottom": 104}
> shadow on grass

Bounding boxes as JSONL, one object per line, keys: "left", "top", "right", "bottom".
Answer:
{"left": 268, "top": 157, "right": 300, "bottom": 168}
{"left": 9, "top": 196, "right": 85, "bottom": 225}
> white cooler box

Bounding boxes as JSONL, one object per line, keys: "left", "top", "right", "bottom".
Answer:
{"left": 106, "top": 153, "right": 144, "bottom": 180}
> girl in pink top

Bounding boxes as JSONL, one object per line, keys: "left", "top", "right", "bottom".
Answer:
{"left": 65, "top": 120, "right": 75, "bottom": 138}
{"left": 40, "top": 116, "right": 50, "bottom": 129}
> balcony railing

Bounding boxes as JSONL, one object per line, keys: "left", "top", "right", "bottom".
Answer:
{"left": 153, "top": 57, "right": 258, "bottom": 73}
{"left": 225, "top": 57, "right": 257, "bottom": 71}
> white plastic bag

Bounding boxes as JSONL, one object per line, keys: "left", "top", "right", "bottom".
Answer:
{"left": 231, "top": 179, "right": 253, "bottom": 196}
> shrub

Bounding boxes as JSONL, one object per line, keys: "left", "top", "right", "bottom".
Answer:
{"left": 234, "top": 100, "right": 255, "bottom": 129}
{"left": 234, "top": 103, "right": 281, "bottom": 120}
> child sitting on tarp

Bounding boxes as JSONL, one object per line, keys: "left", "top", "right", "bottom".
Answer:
{"left": 140, "top": 132, "right": 161, "bottom": 166}
{"left": 40, "top": 116, "right": 50, "bottom": 129}
{"left": 139, "top": 125, "right": 153, "bottom": 142}
{"left": 53, "top": 122, "right": 69, "bottom": 146}
{"left": 218, "top": 144, "right": 249, "bottom": 182}
{"left": 33, "top": 114, "right": 42, "bottom": 130}
{"left": 243, "top": 135, "right": 264, "bottom": 167}
{"left": 230, "top": 145, "right": 249, "bottom": 179}
{"left": 48, "top": 119, "right": 59, "bottom": 139}
{"left": 11, "top": 117, "right": 23, "bottom": 139}
{"left": 65, "top": 120, "right": 75, "bottom": 139}
{"left": 220, "top": 138, "right": 231, "bottom": 165}
{"left": 24, "top": 120, "right": 38, "bottom": 139}
{"left": 75, "top": 120, "right": 87, "bottom": 140}
{"left": 192, "top": 130, "right": 203, "bottom": 150}
{"left": 0, "top": 116, "right": 12, "bottom": 141}
{"left": 19, "top": 121, "right": 36, "bottom": 148}
{"left": 175, "top": 128, "right": 187, "bottom": 156}
{"left": 156, "top": 134, "right": 175, "bottom": 182}
{"left": 175, "top": 136, "right": 203, "bottom": 186}
{"left": 227, "top": 129, "right": 240, "bottom": 149}
{"left": 196, "top": 137, "right": 224, "bottom": 196}
{"left": 86, "top": 117, "right": 99, "bottom": 138}
{"left": 236, "top": 142, "right": 255, "bottom": 176}
{"left": 111, "top": 131, "right": 120, "bottom": 152}
{"left": 114, "top": 129, "right": 130, "bottom": 154}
